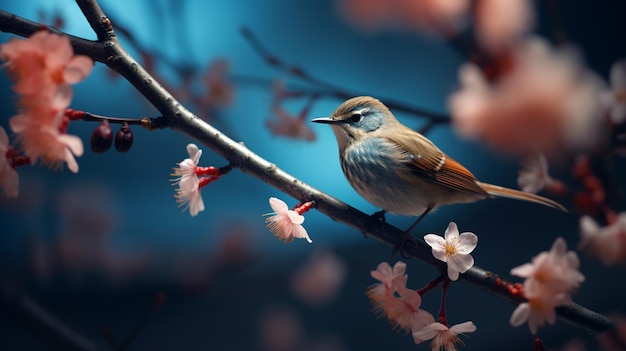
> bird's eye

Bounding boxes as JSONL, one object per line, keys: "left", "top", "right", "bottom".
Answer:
{"left": 349, "top": 113, "right": 362, "bottom": 123}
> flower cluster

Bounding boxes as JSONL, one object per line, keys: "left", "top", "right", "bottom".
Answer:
{"left": 367, "top": 261, "right": 477, "bottom": 349}
{"left": 449, "top": 38, "right": 606, "bottom": 156}
{"left": 510, "top": 237, "right": 585, "bottom": 334}
{"left": 1, "top": 31, "right": 93, "bottom": 173}
{"left": 366, "top": 261, "right": 435, "bottom": 333}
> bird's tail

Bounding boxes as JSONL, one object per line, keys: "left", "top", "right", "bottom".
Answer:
{"left": 477, "top": 182, "right": 567, "bottom": 212}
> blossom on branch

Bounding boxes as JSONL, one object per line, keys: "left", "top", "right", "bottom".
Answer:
{"left": 171, "top": 143, "right": 205, "bottom": 217}
{"left": 449, "top": 38, "right": 607, "bottom": 156}
{"left": 366, "top": 261, "right": 435, "bottom": 334}
{"left": 579, "top": 214, "right": 626, "bottom": 266}
{"left": 0, "top": 30, "right": 93, "bottom": 173}
{"left": 0, "top": 126, "right": 19, "bottom": 197}
{"left": 264, "top": 197, "right": 313, "bottom": 243}
{"left": 412, "top": 321, "right": 477, "bottom": 349}
{"left": 424, "top": 222, "right": 478, "bottom": 281}
{"left": 510, "top": 237, "right": 584, "bottom": 334}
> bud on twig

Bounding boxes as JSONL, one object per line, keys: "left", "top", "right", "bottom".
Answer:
{"left": 114, "top": 121, "right": 134, "bottom": 153}
{"left": 90, "top": 120, "right": 113, "bottom": 153}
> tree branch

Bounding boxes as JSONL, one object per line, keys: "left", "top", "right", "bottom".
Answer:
{"left": 0, "top": 282, "right": 104, "bottom": 351}
{"left": 0, "top": 0, "right": 616, "bottom": 338}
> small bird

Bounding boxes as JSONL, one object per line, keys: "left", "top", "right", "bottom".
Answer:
{"left": 312, "top": 96, "right": 565, "bottom": 233}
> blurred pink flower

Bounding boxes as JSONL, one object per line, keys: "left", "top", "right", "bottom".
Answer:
{"left": 517, "top": 152, "right": 561, "bottom": 194}
{"left": 607, "top": 59, "right": 626, "bottom": 124}
{"left": 200, "top": 58, "right": 234, "bottom": 109}
{"left": 579, "top": 213, "right": 626, "bottom": 266}
{"left": 290, "top": 249, "right": 347, "bottom": 306}
{"left": 264, "top": 197, "right": 312, "bottom": 243}
{"left": 171, "top": 143, "right": 205, "bottom": 217}
{"left": 367, "top": 261, "right": 435, "bottom": 333}
{"left": 449, "top": 38, "right": 607, "bottom": 156}
{"left": 0, "top": 126, "right": 19, "bottom": 197}
{"left": 474, "top": 0, "right": 534, "bottom": 53}
{"left": 424, "top": 222, "right": 477, "bottom": 281}
{"left": 412, "top": 321, "right": 476, "bottom": 348}
{"left": 510, "top": 237, "right": 584, "bottom": 334}
{"left": 266, "top": 106, "right": 316, "bottom": 142}
{"left": 338, "top": 0, "right": 469, "bottom": 35}
{"left": 1, "top": 31, "right": 92, "bottom": 173}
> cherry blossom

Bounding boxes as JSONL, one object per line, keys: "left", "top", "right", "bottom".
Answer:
{"left": 413, "top": 321, "right": 477, "bottom": 349}
{"left": 264, "top": 197, "right": 312, "bottom": 243}
{"left": 290, "top": 249, "right": 347, "bottom": 306}
{"left": 266, "top": 105, "right": 316, "bottom": 142}
{"left": 579, "top": 214, "right": 626, "bottom": 265}
{"left": 424, "top": 222, "right": 478, "bottom": 281}
{"left": 474, "top": 0, "right": 534, "bottom": 53}
{"left": 517, "top": 152, "right": 561, "bottom": 194}
{"left": 510, "top": 237, "right": 584, "bottom": 334}
{"left": 449, "top": 38, "right": 607, "bottom": 156}
{"left": 1, "top": 31, "right": 93, "bottom": 173}
{"left": 366, "top": 261, "right": 435, "bottom": 333}
{"left": 171, "top": 143, "right": 205, "bottom": 217}
{"left": 338, "top": 0, "right": 469, "bottom": 35}
{"left": 0, "top": 126, "right": 19, "bottom": 197}
{"left": 200, "top": 58, "right": 234, "bottom": 109}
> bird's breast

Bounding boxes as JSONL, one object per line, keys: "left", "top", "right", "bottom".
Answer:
{"left": 341, "top": 138, "right": 433, "bottom": 215}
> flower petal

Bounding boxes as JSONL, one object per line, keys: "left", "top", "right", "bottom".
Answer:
{"left": 450, "top": 321, "right": 477, "bottom": 334}
{"left": 509, "top": 303, "right": 529, "bottom": 327}
{"left": 443, "top": 222, "right": 460, "bottom": 241}
{"left": 456, "top": 232, "right": 478, "bottom": 253}
{"left": 63, "top": 55, "right": 94, "bottom": 84}
{"left": 450, "top": 253, "right": 474, "bottom": 274}
{"left": 268, "top": 197, "right": 289, "bottom": 213}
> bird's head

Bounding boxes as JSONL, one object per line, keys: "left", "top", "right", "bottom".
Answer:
{"left": 312, "top": 96, "right": 395, "bottom": 151}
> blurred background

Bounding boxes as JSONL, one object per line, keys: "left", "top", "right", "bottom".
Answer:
{"left": 0, "top": 0, "right": 625, "bottom": 350}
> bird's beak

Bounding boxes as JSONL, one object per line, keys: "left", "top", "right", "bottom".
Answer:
{"left": 311, "top": 117, "right": 342, "bottom": 124}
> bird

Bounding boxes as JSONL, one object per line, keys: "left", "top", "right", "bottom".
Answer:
{"left": 312, "top": 96, "right": 565, "bottom": 234}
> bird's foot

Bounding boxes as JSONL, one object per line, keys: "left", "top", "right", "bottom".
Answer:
{"left": 391, "top": 231, "right": 418, "bottom": 261}
{"left": 361, "top": 210, "right": 386, "bottom": 238}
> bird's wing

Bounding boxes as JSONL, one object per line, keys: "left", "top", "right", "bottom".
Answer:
{"left": 387, "top": 130, "right": 488, "bottom": 196}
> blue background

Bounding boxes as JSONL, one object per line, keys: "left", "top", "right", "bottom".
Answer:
{"left": 0, "top": 0, "right": 625, "bottom": 350}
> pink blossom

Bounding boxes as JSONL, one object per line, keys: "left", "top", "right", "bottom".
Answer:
{"left": 171, "top": 143, "right": 205, "bottom": 217}
{"left": 1, "top": 31, "right": 92, "bottom": 98}
{"left": 290, "top": 249, "right": 347, "bottom": 306}
{"left": 449, "top": 38, "right": 607, "bottom": 156}
{"left": 413, "top": 321, "right": 476, "bottom": 349}
{"left": 579, "top": 214, "right": 626, "bottom": 265}
{"left": 264, "top": 197, "right": 312, "bottom": 243}
{"left": 366, "top": 261, "right": 435, "bottom": 333}
{"left": 510, "top": 237, "right": 584, "bottom": 334}
{"left": 200, "top": 58, "right": 234, "bottom": 109}
{"left": 0, "top": 126, "right": 19, "bottom": 197}
{"left": 474, "top": 0, "right": 534, "bottom": 53}
{"left": 517, "top": 152, "right": 560, "bottom": 194}
{"left": 338, "top": 0, "right": 469, "bottom": 35}
{"left": 424, "top": 222, "right": 477, "bottom": 281}
{"left": 1, "top": 31, "right": 93, "bottom": 173}
{"left": 266, "top": 106, "right": 316, "bottom": 142}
